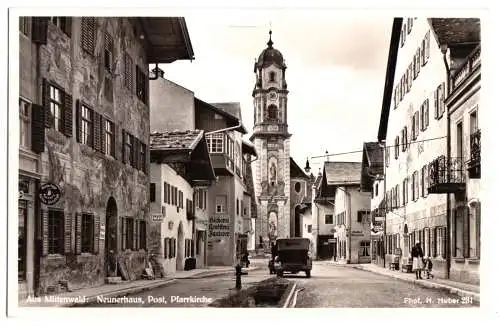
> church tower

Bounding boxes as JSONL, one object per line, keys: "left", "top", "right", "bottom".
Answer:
{"left": 250, "top": 31, "right": 291, "bottom": 248}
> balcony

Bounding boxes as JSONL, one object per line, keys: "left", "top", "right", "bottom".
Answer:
{"left": 467, "top": 129, "right": 481, "bottom": 178}
{"left": 209, "top": 152, "right": 235, "bottom": 176}
{"left": 428, "top": 156, "right": 466, "bottom": 194}
{"left": 451, "top": 46, "right": 480, "bottom": 90}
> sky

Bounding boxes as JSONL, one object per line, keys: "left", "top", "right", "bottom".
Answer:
{"left": 160, "top": 10, "right": 393, "bottom": 176}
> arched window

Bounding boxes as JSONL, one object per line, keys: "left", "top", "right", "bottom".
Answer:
{"left": 269, "top": 71, "right": 276, "bottom": 82}
{"left": 267, "top": 105, "right": 278, "bottom": 120}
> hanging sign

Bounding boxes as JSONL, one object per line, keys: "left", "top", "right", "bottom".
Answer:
{"left": 38, "top": 183, "right": 62, "bottom": 205}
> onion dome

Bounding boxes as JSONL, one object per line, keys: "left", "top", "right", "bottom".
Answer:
{"left": 255, "top": 30, "right": 286, "bottom": 69}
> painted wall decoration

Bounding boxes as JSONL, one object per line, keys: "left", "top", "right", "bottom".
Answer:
{"left": 268, "top": 211, "right": 278, "bottom": 240}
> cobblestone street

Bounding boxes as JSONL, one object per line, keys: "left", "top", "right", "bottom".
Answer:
{"left": 89, "top": 260, "right": 478, "bottom": 308}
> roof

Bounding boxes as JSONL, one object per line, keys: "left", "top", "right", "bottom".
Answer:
{"left": 377, "top": 18, "right": 403, "bottom": 142}
{"left": 360, "top": 142, "right": 384, "bottom": 192}
{"left": 255, "top": 31, "right": 286, "bottom": 70}
{"left": 323, "top": 161, "right": 362, "bottom": 186}
{"left": 313, "top": 173, "right": 323, "bottom": 189}
{"left": 209, "top": 102, "right": 248, "bottom": 134}
{"left": 429, "top": 18, "right": 481, "bottom": 47}
{"left": 242, "top": 139, "right": 257, "bottom": 156}
{"left": 150, "top": 130, "right": 203, "bottom": 151}
{"left": 138, "top": 17, "right": 194, "bottom": 64}
{"left": 290, "top": 157, "right": 309, "bottom": 179}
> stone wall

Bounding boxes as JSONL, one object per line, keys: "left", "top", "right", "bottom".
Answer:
{"left": 25, "top": 18, "right": 151, "bottom": 295}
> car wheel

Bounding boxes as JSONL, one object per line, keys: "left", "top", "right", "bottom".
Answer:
{"left": 306, "top": 270, "right": 311, "bottom": 278}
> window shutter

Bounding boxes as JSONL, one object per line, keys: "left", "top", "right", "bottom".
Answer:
{"left": 425, "top": 32, "right": 430, "bottom": 61}
{"left": 134, "top": 137, "right": 140, "bottom": 169}
{"left": 61, "top": 17, "right": 72, "bottom": 37}
{"left": 121, "top": 217, "right": 127, "bottom": 250}
{"left": 31, "top": 104, "right": 46, "bottom": 153}
{"left": 150, "top": 183, "right": 156, "bottom": 202}
{"left": 164, "top": 238, "right": 168, "bottom": 259}
{"left": 173, "top": 238, "right": 176, "bottom": 257}
{"left": 93, "top": 215, "right": 100, "bottom": 254}
{"left": 75, "top": 99, "right": 81, "bottom": 143}
{"left": 439, "top": 82, "right": 445, "bottom": 116}
{"left": 462, "top": 207, "right": 469, "bottom": 258}
{"left": 476, "top": 203, "right": 481, "bottom": 258}
{"left": 31, "top": 17, "right": 48, "bottom": 44}
{"left": 41, "top": 209, "right": 49, "bottom": 256}
{"left": 64, "top": 212, "right": 72, "bottom": 254}
{"left": 75, "top": 213, "right": 82, "bottom": 255}
{"left": 100, "top": 116, "right": 106, "bottom": 153}
{"left": 415, "top": 111, "right": 419, "bottom": 137}
{"left": 122, "top": 129, "right": 126, "bottom": 164}
{"left": 425, "top": 99, "right": 429, "bottom": 128}
{"left": 93, "top": 111, "right": 101, "bottom": 151}
{"left": 42, "top": 79, "right": 52, "bottom": 128}
{"left": 434, "top": 89, "right": 439, "bottom": 119}
{"left": 63, "top": 91, "right": 73, "bottom": 137}
{"left": 133, "top": 220, "right": 138, "bottom": 250}
{"left": 81, "top": 17, "right": 96, "bottom": 55}
{"left": 111, "top": 121, "right": 117, "bottom": 158}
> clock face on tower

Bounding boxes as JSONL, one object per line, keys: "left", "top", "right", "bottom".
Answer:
{"left": 269, "top": 91, "right": 277, "bottom": 101}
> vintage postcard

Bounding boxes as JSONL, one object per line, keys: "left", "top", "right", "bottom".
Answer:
{"left": 5, "top": 3, "right": 495, "bottom": 323}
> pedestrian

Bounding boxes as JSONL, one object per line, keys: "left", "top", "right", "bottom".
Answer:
{"left": 424, "top": 256, "right": 434, "bottom": 279}
{"left": 411, "top": 241, "right": 424, "bottom": 279}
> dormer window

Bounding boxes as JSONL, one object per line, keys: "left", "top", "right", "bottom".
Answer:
{"left": 269, "top": 71, "right": 276, "bottom": 82}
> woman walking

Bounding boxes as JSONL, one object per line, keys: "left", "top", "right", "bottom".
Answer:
{"left": 411, "top": 241, "right": 424, "bottom": 279}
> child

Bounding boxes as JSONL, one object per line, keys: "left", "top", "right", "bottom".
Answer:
{"left": 424, "top": 256, "right": 434, "bottom": 279}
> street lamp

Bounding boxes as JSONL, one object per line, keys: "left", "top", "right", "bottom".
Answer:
{"left": 304, "top": 158, "right": 311, "bottom": 173}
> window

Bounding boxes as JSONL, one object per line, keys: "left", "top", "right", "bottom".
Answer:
{"left": 104, "top": 119, "right": 114, "bottom": 156}
{"left": 422, "top": 31, "right": 430, "bottom": 65}
{"left": 172, "top": 186, "right": 178, "bottom": 206}
{"left": 81, "top": 213, "right": 94, "bottom": 253}
{"left": 415, "top": 48, "right": 421, "bottom": 76}
{"left": 470, "top": 110, "right": 478, "bottom": 134}
{"left": 136, "top": 65, "right": 147, "bottom": 103}
{"left": 430, "top": 227, "right": 437, "bottom": 257}
{"left": 402, "top": 178, "right": 407, "bottom": 205}
{"left": 236, "top": 198, "right": 239, "bottom": 215}
{"left": 408, "top": 65, "right": 413, "bottom": 90}
{"left": 19, "top": 201, "right": 27, "bottom": 280}
{"left": 468, "top": 202, "right": 481, "bottom": 258}
{"left": 19, "top": 17, "right": 31, "bottom": 36}
{"left": 48, "top": 209, "right": 65, "bottom": 255}
{"left": 395, "top": 184, "right": 400, "bottom": 208}
{"left": 150, "top": 183, "right": 156, "bottom": 202}
{"left": 163, "top": 183, "right": 168, "bottom": 203}
{"left": 295, "top": 182, "right": 301, "bottom": 193}
{"left": 269, "top": 71, "right": 276, "bottom": 82}
{"left": 139, "top": 221, "right": 146, "bottom": 250}
{"left": 394, "top": 136, "right": 399, "bottom": 159}
{"left": 124, "top": 53, "right": 133, "bottom": 91}
{"left": 104, "top": 32, "right": 113, "bottom": 72}
{"left": 401, "top": 128, "right": 406, "bottom": 152}
{"left": 325, "top": 214, "right": 333, "bottom": 224}
{"left": 359, "top": 241, "right": 370, "bottom": 257}
{"left": 400, "top": 24, "right": 406, "bottom": 47}
{"left": 436, "top": 227, "right": 447, "bottom": 258}
{"left": 206, "top": 133, "right": 224, "bottom": 153}
{"left": 139, "top": 143, "right": 146, "bottom": 172}
{"left": 80, "top": 104, "right": 93, "bottom": 146}
{"left": 375, "top": 183, "right": 379, "bottom": 197}
{"left": 215, "top": 195, "right": 227, "bottom": 213}
{"left": 357, "top": 211, "right": 370, "bottom": 223}
{"left": 164, "top": 237, "right": 169, "bottom": 259}
{"left": 124, "top": 133, "right": 132, "bottom": 164}
{"left": 81, "top": 17, "right": 97, "bottom": 55}
{"left": 267, "top": 105, "right": 278, "bottom": 120}
{"left": 420, "top": 99, "right": 429, "bottom": 131}
{"left": 179, "top": 190, "right": 184, "bottom": 209}
{"left": 414, "top": 171, "right": 419, "bottom": 200}
{"left": 49, "top": 85, "right": 64, "bottom": 132}
{"left": 125, "top": 217, "right": 134, "bottom": 250}
{"left": 19, "top": 99, "right": 31, "bottom": 149}
{"left": 434, "top": 83, "right": 445, "bottom": 119}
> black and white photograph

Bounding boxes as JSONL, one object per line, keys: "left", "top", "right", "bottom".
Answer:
{"left": 4, "top": 2, "right": 498, "bottom": 322}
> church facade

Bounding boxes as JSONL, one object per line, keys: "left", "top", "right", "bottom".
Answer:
{"left": 251, "top": 31, "right": 292, "bottom": 248}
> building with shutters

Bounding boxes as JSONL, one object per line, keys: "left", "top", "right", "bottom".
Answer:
{"left": 317, "top": 162, "right": 371, "bottom": 264}
{"left": 149, "top": 130, "right": 216, "bottom": 275}
{"left": 377, "top": 18, "right": 480, "bottom": 280}
{"left": 445, "top": 43, "right": 481, "bottom": 284}
{"left": 149, "top": 73, "right": 258, "bottom": 267}
{"left": 18, "top": 16, "right": 194, "bottom": 298}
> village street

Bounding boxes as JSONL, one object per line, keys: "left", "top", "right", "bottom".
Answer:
{"left": 89, "top": 259, "right": 477, "bottom": 308}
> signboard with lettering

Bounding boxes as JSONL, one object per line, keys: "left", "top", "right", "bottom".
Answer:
{"left": 38, "top": 183, "right": 62, "bottom": 205}
{"left": 151, "top": 214, "right": 164, "bottom": 222}
{"left": 208, "top": 215, "right": 231, "bottom": 238}
{"left": 99, "top": 223, "right": 106, "bottom": 240}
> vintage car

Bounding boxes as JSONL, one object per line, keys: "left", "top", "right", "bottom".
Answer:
{"left": 273, "top": 238, "right": 312, "bottom": 278}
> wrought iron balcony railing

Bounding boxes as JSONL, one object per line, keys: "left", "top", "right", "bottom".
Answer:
{"left": 428, "top": 156, "right": 466, "bottom": 194}
{"left": 468, "top": 129, "right": 481, "bottom": 178}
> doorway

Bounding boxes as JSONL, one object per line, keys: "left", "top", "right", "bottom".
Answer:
{"left": 293, "top": 206, "right": 301, "bottom": 237}
{"left": 105, "top": 197, "right": 118, "bottom": 276}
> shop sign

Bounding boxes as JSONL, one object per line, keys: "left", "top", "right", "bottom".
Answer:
{"left": 38, "top": 183, "right": 62, "bottom": 205}
{"left": 152, "top": 214, "right": 164, "bottom": 222}
{"left": 208, "top": 215, "right": 231, "bottom": 238}
{"left": 99, "top": 224, "right": 106, "bottom": 240}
